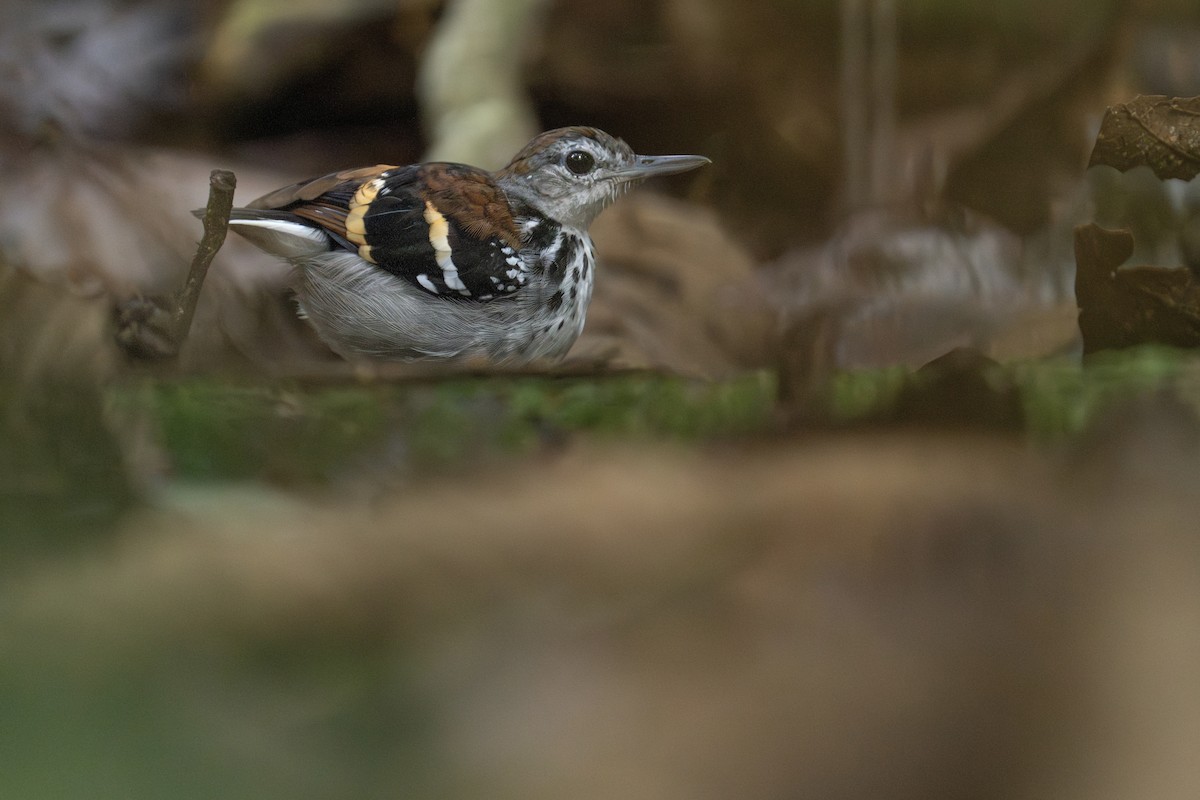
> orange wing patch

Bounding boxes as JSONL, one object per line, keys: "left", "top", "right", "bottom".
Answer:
{"left": 345, "top": 177, "right": 384, "bottom": 263}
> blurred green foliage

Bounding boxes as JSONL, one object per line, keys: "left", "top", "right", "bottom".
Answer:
{"left": 108, "top": 348, "right": 1200, "bottom": 488}
{"left": 117, "top": 372, "right": 779, "bottom": 485}
{"left": 827, "top": 345, "right": 1197, "bottom": 438}
{"left": 7, "top": 349, "right": 1200, "bottom": 568}
{"left": 0, "top": 382, "right": 134, "bottom": 563}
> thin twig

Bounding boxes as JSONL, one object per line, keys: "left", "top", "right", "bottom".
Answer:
{"left": 172, "top": 169, "right": 236, "bottom": 346}
{"left": 114, "top": 169, "right": 236, "bottom": 360}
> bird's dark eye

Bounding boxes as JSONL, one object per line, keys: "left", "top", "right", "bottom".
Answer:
{"left": 564, "top": 150, "right": 595, "bottom": 175}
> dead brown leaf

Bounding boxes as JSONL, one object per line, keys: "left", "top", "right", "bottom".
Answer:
{"left": 1074, "top": 223, "right": 1200, "bottom": 353}
{"left": 1088, "top": 95, "right": 1200, "bottom": 180}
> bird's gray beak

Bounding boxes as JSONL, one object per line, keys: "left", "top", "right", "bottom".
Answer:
{"left": 611, "top": 154, "right": 711, "bottom": 182}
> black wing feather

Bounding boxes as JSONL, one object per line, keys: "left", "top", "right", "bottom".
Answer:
{"left": 240, "top": 163, "right": 531, "bottom": 301}
{"left": 358, "top": 165, "right": 530, "bottom": 300}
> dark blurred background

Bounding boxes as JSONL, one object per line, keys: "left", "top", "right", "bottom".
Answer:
{"left": 3, "top": 2, "right": 1200, "bottom": 798}
{"left": 7, "top": 0, "right": 1200, "bottom": 374}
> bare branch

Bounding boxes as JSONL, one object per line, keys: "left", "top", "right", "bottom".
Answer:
{"left": 115, "top": 169, "right": 236, "bottom": 360}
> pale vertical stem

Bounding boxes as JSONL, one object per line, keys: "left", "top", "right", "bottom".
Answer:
{"left": 869, "top": 0, "right": 897, "bottom": 205}
{"left": 418, "top": 0, "right": 548, "bottom": 169}
{"left": 840, "top": 0, "right": 868, "bottom": 211}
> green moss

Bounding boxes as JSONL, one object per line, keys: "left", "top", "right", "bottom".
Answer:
{"left": 0, "top": 381, "right": 135, "bottom": 562}
{"left": 92, "top": 348, "right": 1200, "bottom": 488}
{"left": 108, "top": 372, "right": 777, "bottom": 485}
{"left": 824, "top": 366, "right": 909, "bottom": 423}
{"left": 133, "top": 382, "right": 391, "bottom": 483}
{"left": 821, "top": 346, "right": 1200, "bottom": 435}
{"left": 1018, "top": 347, "right": 1189, "bottom": 439}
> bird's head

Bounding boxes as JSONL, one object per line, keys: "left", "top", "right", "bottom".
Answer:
{"left": 496, "top": 127, "right": 710, "bottom": 229}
